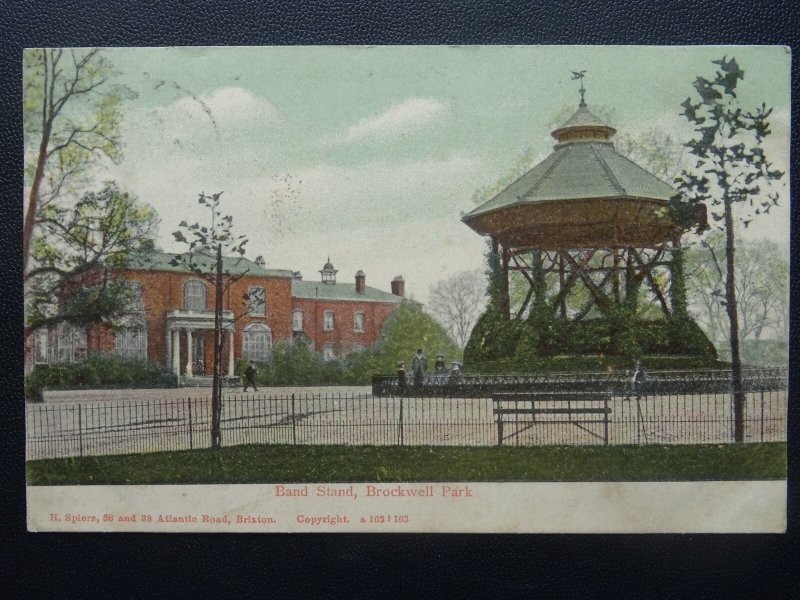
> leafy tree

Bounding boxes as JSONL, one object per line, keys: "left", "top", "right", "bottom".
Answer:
{"left": 674, "top": 56, "right": 784, "bottom": 442}
{"left": 427, "top": 270, "right": 487, "bottom": 348}
{"left": 25, "top": 182, "right": 158, "bottom": 332}
{"left": 171, "top": 192, "right": 249, "bottom": 448}
{"left": 23, "top": 48, "right": 132, "bottom": 274}
{"left": 371, "top": 303, "right": 461, "bottom": 373}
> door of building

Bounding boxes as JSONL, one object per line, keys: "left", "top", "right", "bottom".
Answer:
{"left": 192, "top": 338, "right": 205, "bottom": 375}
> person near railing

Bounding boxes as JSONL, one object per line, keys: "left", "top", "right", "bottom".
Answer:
{"left": 396, "top": 361, "right": 406, "bottom": 394}
{"left": 411, "top": 348, "right": 427, "bottom": 389}
{"left": 631, "top": 359, "right": 647, "bottom": 399}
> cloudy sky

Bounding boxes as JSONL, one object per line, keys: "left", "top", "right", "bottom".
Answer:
{"left": 83, "top": 46, "right": 790, "bottom": 303}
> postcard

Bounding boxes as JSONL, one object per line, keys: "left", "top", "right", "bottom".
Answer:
{"left": 24, "top": 45, "right": 789, "bottom": 533}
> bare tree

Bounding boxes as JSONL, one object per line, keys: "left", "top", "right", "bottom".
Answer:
{"left": 686, "top": 232, "right": 789, "bottom": 346}
{"left": 428, "top": 270, "right": 487, "bottom": 348}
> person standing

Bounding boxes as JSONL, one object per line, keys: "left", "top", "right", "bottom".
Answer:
{"left": 411, "top": 348, "right": 427, "bottom": 388}
{"left": 631, "top": 359, "right": 647, "bottom": 399}
{"left": 396, "top": 361, "right": 406, "bottom": 394}
{"left": 244, "top": 360, "right": 258, "bottom": 392}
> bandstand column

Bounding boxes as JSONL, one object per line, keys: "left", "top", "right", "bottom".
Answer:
{"left": 186, "top": 329, "right": 193, "bottom": 377}
{"left": 228, "top": 329, "right": 235, "bottom": 376}
{"left": 172, "top": 329, "right": 180, "bottom": 375}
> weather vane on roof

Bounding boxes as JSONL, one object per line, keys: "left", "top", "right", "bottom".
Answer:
{"left": 571, "top": 70, "right": 587, "bottom": 107}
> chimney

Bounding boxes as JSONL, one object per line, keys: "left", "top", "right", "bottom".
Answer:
{"left": 255, "top": 255, "right": 266, "bottom": 268}
{"left": 292, "top": 271, "right": 303, "bottom": 281}
{"left": 355, "top": 270, "right": 366, "bottom": 294}
{"left": 391, "top": 275, "right": 405, "bottom": 297}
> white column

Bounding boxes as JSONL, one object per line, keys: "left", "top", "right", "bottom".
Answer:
{"left": 172, "top": 329, "right": 181, "bottom": 375}
{"left": 228, "top": 329, "right": 235, "bottom": 377}
{"left": 186, "top": 329, "right": 193, "bottom": 377}
{"left": 166, "top": 327, "right": 172, "bottom": 371}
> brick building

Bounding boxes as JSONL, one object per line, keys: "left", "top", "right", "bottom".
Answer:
{"left": 27, "top": 252, "right": 406, "bottom": 376}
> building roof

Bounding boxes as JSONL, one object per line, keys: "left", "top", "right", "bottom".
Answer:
{"left": 463, "top": 105, "right": 676, "bottom": 224}
{"left": 292, "top": 279, "right": 404, "bottom": 303}
{"left": 124, "top": 251, "right": 294, "bottom": 278}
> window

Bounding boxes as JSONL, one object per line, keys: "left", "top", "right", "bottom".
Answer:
{"left": 34, "top": 329, "right": 48, "bottom": 364}
{"left": 247, "top": 286, "right": 266, "bottom": 316}
{"left": 242, "top": 322, "right": 272, "bottom": 362}
{"left": 353, "top": 311, "right": 365, "bottom": 333}
{"left": 323, "top": 310, "right": 334, "bottom": 331}
{"left": 114, "top": 326, "right": 148, "bottom": 361}
{"left": 322, "top": 343, "right": 336, "bottom": 362}
{"left": 125, "top": 281, "right": 145, "bottom": 312}
{"left": 292, "top": 309, "right": 304, "bottom": 332}
{"left": 351, "top": 342, "right": 366, "bottom": 354}
{"left": 56, "top": 323, "right": 87, "bottom": 364}
{"left": 184, "top": 280, "right": 207, "bottom": 311}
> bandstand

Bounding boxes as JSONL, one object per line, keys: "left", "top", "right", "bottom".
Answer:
{"left": 462, "top": 86, "right": 710, "bottom": 362}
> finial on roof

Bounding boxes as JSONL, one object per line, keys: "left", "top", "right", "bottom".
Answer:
{"left": 571, "top": 70, "right": 587, "bottom": 107}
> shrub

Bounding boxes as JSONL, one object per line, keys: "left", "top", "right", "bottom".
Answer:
{"left": 24, "top": 353, "right": 178, "bottom": 400}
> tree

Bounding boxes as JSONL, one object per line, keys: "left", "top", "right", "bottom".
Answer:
{"left": 371, "top": 303, "right": 462, "bottom": 372}
{"left": 685, "top": 232, "right": 789, "bottom": 347}
{"left": 427, "top": 270, "right": 487, "bottom": 348}
{"left": 674, "top": 56, "right": 784, "bottom": 442}
{"left": 25, "top": 182, "right": 158, "bottom": 332}
{"left": 616, "top": 128, "right": 687, "bottom": 181}
{"left": 171, "top": 192, "right": 249, "bottom": 449}
{"left": 23, "top": 48, "right": 131, "bottom": 274}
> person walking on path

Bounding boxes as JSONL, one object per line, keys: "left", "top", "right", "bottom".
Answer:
{"left": 244, "top": 360, "right": 258, "bottom": 392}
{"left": 411, "top": 348, "right": 428, "bottom": 389}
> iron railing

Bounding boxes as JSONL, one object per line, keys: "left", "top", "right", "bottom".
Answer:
{"left": 371, "top": 367, "right": 787, "bottom": 397}
{"left": 26, "top": 369, "right": 787, "bottom": 460}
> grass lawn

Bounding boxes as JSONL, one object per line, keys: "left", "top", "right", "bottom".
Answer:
{"left": 26, "top": 442, "right": 786, "bottom": 485}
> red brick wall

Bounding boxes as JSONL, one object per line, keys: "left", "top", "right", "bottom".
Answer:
{"left": 85, "top": 269, "right": 293, "bottom": 373}
{"left": 292, "top": 295, "right": 399, "bottom": 356}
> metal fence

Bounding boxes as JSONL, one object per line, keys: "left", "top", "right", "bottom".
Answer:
{"left": 26, "top": 369, "right": 787, "bottom": 460}
{"left": 372, "top": 367, "right": 788, "bottom": 397}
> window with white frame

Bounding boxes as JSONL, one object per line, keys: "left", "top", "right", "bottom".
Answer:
{"left": 242, "top": 322, "right": 272, "bottom": 362}
{"left": 323, "top": 310, "right": 334, "bottom": 331}
{"left": 292, "top": 309, "right": 304, "bottom": 332}
{"left": 56, "top": 323, "right": 87, "bottom": 364}
{"left": 322, "top": 342, "right": 336, "bottom": 361}
{"left": 114, "top": 326, "right": 148, "bottom": 361}
{"left": 353, "top": 311, "right": 365, "bottom": 333}
{"left": 184, "top": 280, "right": 207, "bottom": 311}
{"left": 351, "top": 342, "right": 366, "bottom": 354}
{"left": 34, "top": 329, "right": 48, "bottom": 364}
{"left": 247, "top": 286, "right": 266, "bottom": 316}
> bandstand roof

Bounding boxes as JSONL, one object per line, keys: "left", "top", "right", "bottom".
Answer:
{"left": 462, "top": 104, "right": 681, "bottom": 248}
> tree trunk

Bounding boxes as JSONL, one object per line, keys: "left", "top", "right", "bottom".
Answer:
{"left": 724, "top": 197, "right": 745, "bottom": 443}
{"left": 211, "top": 243, "right": 224, "bottom": 449}
{"left": 23, "top": 129, "right": 51, "bottom": 275}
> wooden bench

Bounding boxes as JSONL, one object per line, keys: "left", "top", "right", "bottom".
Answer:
{"left": 492, "top": 392, "right": 612, "bottom": 446}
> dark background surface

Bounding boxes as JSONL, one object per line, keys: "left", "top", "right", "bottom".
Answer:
{"left": 1, "top": 1, "right": 798, "bottom": 596}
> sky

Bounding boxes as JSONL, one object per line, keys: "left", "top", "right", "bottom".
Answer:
{"left": 54, "top": 45, "right": 790, "bottom": 304}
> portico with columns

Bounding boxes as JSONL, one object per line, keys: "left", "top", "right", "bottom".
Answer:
{"left": 165, "top": 309, "right": 236, "bottom": 378}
